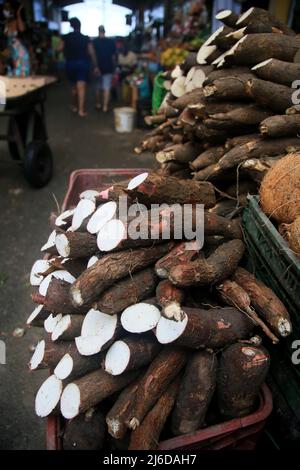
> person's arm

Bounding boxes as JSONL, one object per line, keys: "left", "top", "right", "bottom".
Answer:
{"left": 88, "top": 41, "right": 100, "bottom": 75}
{"left": 56, "top": 38, "right": 64, "bottom": 52}
{"left": 16, "top": 5, "right": 26, "bottom": 33}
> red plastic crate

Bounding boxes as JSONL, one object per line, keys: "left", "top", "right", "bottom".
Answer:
{"left": 46, "top": 169, "right": 273, "bottom": 451}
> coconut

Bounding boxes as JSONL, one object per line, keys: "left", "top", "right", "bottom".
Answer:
{"left": 260, "top": 153, "right": 300, "bottom": 224}
{"left": 280, "top": 216, "right": 300, "bottom": 257}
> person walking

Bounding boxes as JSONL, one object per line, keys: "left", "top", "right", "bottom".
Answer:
{"left": 59, "top": 18, "right": 99, "bottom": 117}
{"left": 93, "top": 25, "right": 116, "bottom": 112}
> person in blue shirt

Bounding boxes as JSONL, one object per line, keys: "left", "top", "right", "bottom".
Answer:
{"left": 93, "top": 25, "right": 116, "bottom": 113}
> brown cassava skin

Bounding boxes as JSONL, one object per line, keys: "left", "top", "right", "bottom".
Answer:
{"left": 34, "top": 278, "right": 88, "bottom": 314}
{"left": 57, "top": 232, "right": 98, "bottom": 258}
{"left": 286, "top": 105, "right": 300, "bottom": 115}
{"left": 203, "top": 75, "right": 254, "bottom": 101}
{"left": 226, "top": 34, "right": 300, "bottom": 66}
{"left": 217, "top": 280, "right": 279, "bottom": 344}
{"left": 27, "top": 305, "right": 50, "bottom": 327}
{"left": 260, "top": 114, "right": 300, "bottom": 138}
{"left": 217, "top": 10, "right": 239, "bottom": 28}
{"left": 172, "top": 88, "right": 204, "bottom": 111}
{"left": 156, "top": 280, "right": 185, "bottom": 308}
{"left": 106, "top": 379, "right": 141, "bottom": 439}
{"left": 190, "top": 146, "right": 225, "bottom": 171}
{"left": 70, "top": 243, "right": 174, "bottom": 307}
{"left": 129, "top": 377, "right": 180, "bottom": 450}
{"left": 54, "top": 315, "right": 85, "bottom": 341}
{"left": 105, "top": 336, "right": 161, "bottom": 375}
{"left": 95, "top": 268, "right": 158, "bottom": 315}
{"left": 180, "top": 52, "right": 198, "bottom": 72}
{"left": 71, "top": 369, "right": 140, "bottom": 417}
{"left": 95, "top": 184, "right": 133, "bottom": 205}
{"left": 155, "top": 142, "right": 203, "bottom": 165}
{"left": 241, "top": 156, "right": 284, "bottom": 183}
{"left": 253, "top": 59, "right": 300, "bottom": 86}
{"left": 40, "top": 340, "right": 78, "bottom": 370}
{"left": 213, "top": 26, "right": 236, "bottom": 51}
{"left": 169, "top": 239, "right": 245, "bottom": 287}
{"left": 155, "top": 242, "right": 200, "bottom": 279}
{"left": 232, "top": 267, "right": 291, "bottom": 337}
{"left": 218, "top": 136, "right": 300, "bottom": 170}
{"left": 203, "top": 68, "right": 250, "bottom": 86}
{"left": 224, "top": 133, "right": 260, "bottom": 150}
{"left": 217, "top": 342, "right": 270, "bottom": 419}
{"left": 126, "top": 172, "right": 216, "bottom": 207}
{"left": 205, "top": 105, "right": 272, "bottom": 130}
{"left": 171, "top": 351, "right": 217, "bottom": 435}
{"left": 208, "top": 199, "right": 242, "bottom": 218}
{"left": 63, "top": 408, "right": 105, "bottom": 450}
{"left": 165, "top": 306, "right": 253, "bottom": 349}
{"left": 63, "top": 350, "right": 104, "bottom": 381}
{"left": 193, "top": 124, "right": 228, "bottom": 145}
{"left": 127, "top": 346, "right": 188, "bottom": 429}
{"left": 236, "top": 7, "right": 295, "bottom": 35}
{"left": 193, "top": 162, "right": 232, "bottom": 182}
{"left": 245, "top": 79, "right": 293, "bottom": 114}
{"left": 47, "top": 257, "right": 87, "bottom": 278}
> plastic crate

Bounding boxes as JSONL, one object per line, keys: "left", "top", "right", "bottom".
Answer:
{"left": 242, "top": 195, "right": 300, "bottom": 446}
{"left": 46, "top": 385, "right": 272, "bottom": 451}
{"left": 44, "top": 170, "right": 273, "bottom": 450}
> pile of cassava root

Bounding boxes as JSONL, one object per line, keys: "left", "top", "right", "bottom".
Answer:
{"left": 27, "top": 169, "right": 292, "bottom": 450}
{"left": 138, "top": 6, "right": 300, "bottom": 215}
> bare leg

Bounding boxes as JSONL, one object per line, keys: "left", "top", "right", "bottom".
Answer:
{"left": 103, "top": 88, "right": 111, "bottom": 112}
{"left": 77, "top": 81, "right": 87, "bottom": 117}
{"left": 71, "top": 85, "right": 78, "bottom": 112}
{"left": 95, "top": 88, "right": 101, "bottom": 110}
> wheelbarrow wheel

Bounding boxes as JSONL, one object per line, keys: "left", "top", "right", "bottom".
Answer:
{"left": 23, "top": 141, "right": 53, "bottom": 188}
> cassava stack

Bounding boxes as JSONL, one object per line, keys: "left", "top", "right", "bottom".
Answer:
{"left": 139, "top": 6, "right": 300, "bottom": 216}
{"left": 27, "top": 165, "right": 292, "bottom": 450}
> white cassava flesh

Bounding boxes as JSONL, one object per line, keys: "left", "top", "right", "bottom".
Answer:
{"left": 60, "top": 383, "right": 81, "bottom": 419}
{"left": 155, "top": 314, "right": 188, "bottom": 344}
{"left": 87, "top": 201, "right": 117, "bottom": 234}
{"left": 54, "top": 353, "right": 73, "bottom": 380}
{"left": 197, "top": 45, "right": 217, "bottom": 65}
{"left": 251, "top": 58, "right": 272, "bottom": 71}
{"left": 29, "top": 340, "right": 45, "bottom": 370}
{"left": 27, "top": 304, "right": 44, "bottom": 325}
{"left": 51, "top": 315, "right": 71, "bottom": 341}
{"left": 236, "top": 7, "right": 253, "bottom": 25}
{"left": 55, "top": 209, "right": 75, "bottom": 227}
{"left": 70, "top": 199, "right": 96, "bottom": 231}
{"left": 55, "top": 234, "right": 70, "bottom": 257}
{"left": 185, "top": 67, "right": 206, "bottom": 92}
{"left": 121, "top": 303, "right": 161, "bottom": 333}
{"left": 35, "top": 374, "right": 63, "bottom": 418}
{"left": 41, "top": 230, "right": 56, "bottom": 252}
{"left": 127, "top": 172, "right": 149, "bottom": 190}
{"left": 39, "top": 270, "right": 75, "bottom": 296}
{"left": 226, "top": 27, "right": 246, "bottom": 40}
{"left": 97, "top": 219, "right": 125, "bottom": 251}
{"left": 104, "top": 341, "right": 130, "bottom": 375}
{"left": 278, "top": 318, "right": 292, "bottom": 337}
{"left": 202, "top": 27, "right": 223, "bottom": 47}
{"left": 163, "top": 302, "right": 184, "bottom": 322}
{"left": 80, "top": 189, "right": 100, "bottom": 202}
{"left": 171, "top": 65, "right": 183, "bottom": 79}
{"left": 30, "top": 260, "right": 51, "bottom": 286}
{"left": 44, "top": 313, "right": 63, "bottom": 334}
{"left": 75, "top": 309, "right": 118, "bottom": 356}
{"left": 81, "top": 309, "right": 117, "bottom": 337}
{"left": 171, "top": 76, "right": 186, "bottom": 98}
{"left": 87, "top": 255, "right": 99, "bottom": 268}
{"left": 215, "top": 9, "right": 232, "bottom": 20}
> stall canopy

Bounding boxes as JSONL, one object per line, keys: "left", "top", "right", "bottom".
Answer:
{"left": 112, "top": 1, "right": 139, "bottom": 8}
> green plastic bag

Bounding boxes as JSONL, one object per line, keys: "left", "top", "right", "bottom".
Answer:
{"left": 152, "top": 71, "right": 168, "bottom": 114}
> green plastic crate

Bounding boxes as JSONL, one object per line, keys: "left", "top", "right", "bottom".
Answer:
{"left": 243, "top": 195, "right": 300, "bottom": 445}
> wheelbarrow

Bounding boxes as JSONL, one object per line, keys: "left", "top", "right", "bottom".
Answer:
{"left": 0, "top": 75, "right": 56, "bottom": 187}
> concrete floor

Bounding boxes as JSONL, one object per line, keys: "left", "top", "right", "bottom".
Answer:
{"left": 0, "top": 82, "right": 152, "bottom": 449}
